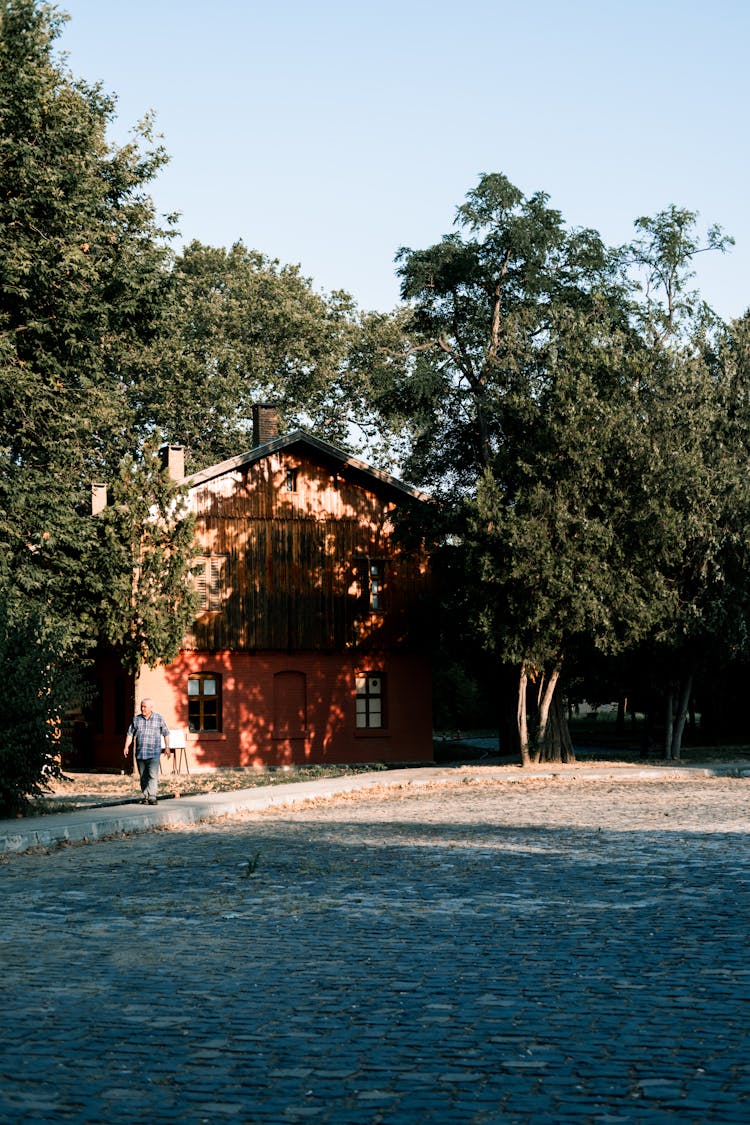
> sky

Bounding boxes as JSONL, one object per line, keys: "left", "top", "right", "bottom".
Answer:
{"left": 56, "top": 0, "right": 750, "bottom": 322}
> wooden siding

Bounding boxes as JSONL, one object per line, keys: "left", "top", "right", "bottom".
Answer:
{"left": 184, "top": 449, "right": 433, "bottom": 653}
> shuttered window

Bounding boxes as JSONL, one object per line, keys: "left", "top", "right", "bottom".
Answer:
{"left": 195, "top": 555, "right": 228, "bottom": 611}
{"left": 354, "top": 558, "right": 386, "bottom": 613}
{"left": 368, "top": 560, "right": 384, "bottom": 612}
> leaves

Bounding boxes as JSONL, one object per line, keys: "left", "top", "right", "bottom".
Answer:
{"left": 0, "top": 0, "right": 174, "bottom": 656}
{"left": 92, "top": 441, "right": 199, "bottom": 674}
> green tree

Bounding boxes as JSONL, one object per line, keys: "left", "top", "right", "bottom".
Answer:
{"left": 92, "top": 441, "right": 199, "bottom": 675}
{"left": 135, "top": 240, "right": 368, "bottom": 472}
{"left": 617, "top": 208, "right": 737, "bottom": 758}
{"left": 385, "top": 176, "right": 738, "bottom": 764}
{"left": 0, "top": 0, "right": 173, "bottom": 654}
{"left": 390, "top": 174, "right": 632, "bottom": 761}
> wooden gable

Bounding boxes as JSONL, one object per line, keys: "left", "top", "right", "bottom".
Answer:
{"left": 183, "top": 435, "right": 432, "bottom": 654}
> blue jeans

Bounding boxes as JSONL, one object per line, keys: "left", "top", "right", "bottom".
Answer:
{"left": 136, "top": 755, "right": 161, "bottom": 800}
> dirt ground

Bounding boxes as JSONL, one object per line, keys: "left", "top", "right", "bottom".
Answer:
{"left": 31, "top": 747, "right": 750, "bottom": 817}
{"left": 246, "top": 771, "right": 750, "bottom": 836}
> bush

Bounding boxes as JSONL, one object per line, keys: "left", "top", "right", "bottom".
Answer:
{"left": 0, "top": 602, "right": 78, "bottom": 816}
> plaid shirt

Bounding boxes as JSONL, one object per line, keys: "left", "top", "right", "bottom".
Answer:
{"left": 128, "top": 712, "right": 169, "bottom": 759}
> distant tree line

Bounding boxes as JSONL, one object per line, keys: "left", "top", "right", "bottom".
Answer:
{"left": 1, "top": 0, "right": 749, "bottom": 807}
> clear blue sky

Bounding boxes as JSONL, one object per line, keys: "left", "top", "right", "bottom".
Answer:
{"left": 57, "top": 0, "right": 749, "bottom": 321}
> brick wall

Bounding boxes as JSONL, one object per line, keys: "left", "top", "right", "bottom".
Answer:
{"left": 132, "top": 649, "right": 433, "bottom": 770}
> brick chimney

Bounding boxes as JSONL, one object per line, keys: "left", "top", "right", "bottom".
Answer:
{"left": 252, "top": 403, "right": 279, "bottom": 447}
{"left": 91, "top": 483, "right": 107, "bottom": 515}
{"left": 160, "top": 444, "right": 185, "bottom": 481}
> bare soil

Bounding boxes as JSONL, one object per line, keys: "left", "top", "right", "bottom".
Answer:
{"left": 28, "top": 744, "right": 750, "bottom": 817}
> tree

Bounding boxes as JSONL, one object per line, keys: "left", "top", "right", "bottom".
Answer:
{"left": 616, "top": 208, "right": 737, "bottom": 758}
{"left": 92, "top": 441, "right": 199, "bottom": 675}
{"left": 134, "top": 240, "right": 371, "bottom": 473}
{"left": 384, "top": 176, "right": 738, "bottom": 764}
{"left": 390, "top": 173, "right": 632, "bottom": 761}
{"left": 0, "top": 0, "right": 173, "bottom": 654}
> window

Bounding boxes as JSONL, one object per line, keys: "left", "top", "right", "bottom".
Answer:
{"left": 188, "top": 674, "right": 222, "bottom": 732}
{"left": 195, "top": 555, "right": 228, "bottom": 612}
{"left": 368, "top": 560, "right": 384, "bottom": 612}
{"left": 285, "top": 468, "right": 298, "bottom": 492}
{"left": 354, "top": 557, "right": 386, "bottom": 613}
{"left": 356, "top": 672, "right": 386, "bottom": 729}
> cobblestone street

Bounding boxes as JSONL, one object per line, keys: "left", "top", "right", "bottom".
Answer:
{"left": 1, "top": 774, "right": 749, "bottom": 1123}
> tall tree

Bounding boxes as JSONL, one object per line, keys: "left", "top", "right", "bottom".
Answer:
{"left": 135, "top": 240, "right": 375, "bottom": 473}
{"left": 0, "top": 0, "right": 173, "bottom": 653}
{"left": 384, "top": 176, "right": 738, "bottom": 763}
{"left": 390, "top": 173, "right": 631, "bottom": 760}
{"left": 617, "top": 207, "right": 737, "bottom": 758}
{"left": 470, "top": 314, "right": 666, "bottom": 762}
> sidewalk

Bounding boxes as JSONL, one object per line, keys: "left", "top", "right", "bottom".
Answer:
{"left": 3, "top": 760, "right": 747, "bottom": 855}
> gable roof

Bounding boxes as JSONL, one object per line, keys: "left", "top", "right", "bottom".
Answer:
{"left": 182, "top": 430, "right": 430, "bottom": 502}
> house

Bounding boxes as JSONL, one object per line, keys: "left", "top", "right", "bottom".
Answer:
{"left": 91, "top": 406, "right": 435, "bottom": 770}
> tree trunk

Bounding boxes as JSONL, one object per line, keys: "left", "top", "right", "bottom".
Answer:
{"left": 664, "top": 687, "right": 674, "bottom": 759}
{"left": 537, "top": 664, "right": 561, "bottom": 749}
{"left": 517, "top": 665, "right": 531, "bottom": 767}
{"left": 538, "top": 683, "right": 576, "bottom": 763}
{"left": 616, "top": 694, "right": 626, "bottom": 733}
{"left": 670, "top": 673, "right": 693, "bottom": 760}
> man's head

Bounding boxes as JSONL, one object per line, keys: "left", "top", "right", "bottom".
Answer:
{"left": 139, "top": 698, "right": 153, "bottom": 719}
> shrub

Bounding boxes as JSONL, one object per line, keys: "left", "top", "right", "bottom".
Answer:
{"left": 0, "top": 601, "right": 78, "bottom": 816}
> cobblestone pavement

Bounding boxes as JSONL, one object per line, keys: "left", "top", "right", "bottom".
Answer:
{"left": 1, "top": 774, "right": 749, "bottom": 1124}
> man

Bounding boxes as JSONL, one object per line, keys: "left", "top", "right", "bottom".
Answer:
{"left": 124, "top": 698, "right": 171, "bottom": 805}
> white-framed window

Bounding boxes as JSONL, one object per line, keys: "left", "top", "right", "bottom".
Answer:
{"left": 355, "top": 672, "right": 386, "bottom": 729}
{"left": 188, "top": 673, "right": 222, "bottom": 732}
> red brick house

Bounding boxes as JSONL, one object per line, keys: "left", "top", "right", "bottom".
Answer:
{"left": 92, "top": 407, "right": 434, "bottom": 770}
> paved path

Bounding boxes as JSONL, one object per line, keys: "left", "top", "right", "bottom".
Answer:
{"left": 1, "top": 769, "right": 749, "bottom": 1123}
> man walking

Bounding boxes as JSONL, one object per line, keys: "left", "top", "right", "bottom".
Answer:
{"left": 124, "top": 698, "right": 171, "bottom": 805}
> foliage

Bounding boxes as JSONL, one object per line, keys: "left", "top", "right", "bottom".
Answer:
{"left": 614, "top": 212, "right": 740, "bottom": 756}
{"left": 134, "top": 240, "right": 375, "bottom": 472}
{"left": 0, "top": 0, "right": 174, "bottom": 655}
{"left": 392, "top": 172, "right": 620, "bottom": 491}
{"left": 91, "top": 441, "right": 199, "bottom": 674}
{"left": 388, "top": 174, "right": 630, "bottom": 757}
{"left": 624, "top": 204, "right": 733, "bottom": 344}
{"left": 378, "top": 173, "right": 741, "bottom": 763}
{"left": 0, "top": 596, "right": 80, "bottom": 814}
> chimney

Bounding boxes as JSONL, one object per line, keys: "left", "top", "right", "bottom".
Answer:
{"left": 91, "top": 483, "right": 107, "bottom": 515}
{"left": 252, "top": 403, "right": 279, "bottom": 447}
{"left": 160, "top": 444, "right": 185, "bottom": 481}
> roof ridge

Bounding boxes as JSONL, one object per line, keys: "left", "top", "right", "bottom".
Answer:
{"left": 182, "top": 430, "right": 429, "bottom": 501}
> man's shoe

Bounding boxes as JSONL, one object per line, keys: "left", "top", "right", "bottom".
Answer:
{"left": 148, "top": 798, "right": 158, "bottom": 805}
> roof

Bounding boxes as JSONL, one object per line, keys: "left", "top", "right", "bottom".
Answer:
{"left": 182, "top": 430, "right": 430, "bottom": 502}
